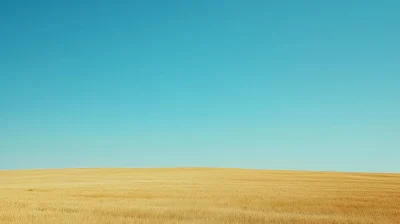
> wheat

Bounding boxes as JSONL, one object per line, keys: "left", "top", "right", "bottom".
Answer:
{"left": 0, "top": 168, "right": 399, "bottom": 224}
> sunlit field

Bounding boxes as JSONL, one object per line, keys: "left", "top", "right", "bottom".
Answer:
{"left": 0, "top": 168, "right": 399, "bottom": 224}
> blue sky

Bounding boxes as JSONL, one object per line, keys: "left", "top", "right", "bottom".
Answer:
{"left": 1, "top": 1, "right": 399, "bottom": 172}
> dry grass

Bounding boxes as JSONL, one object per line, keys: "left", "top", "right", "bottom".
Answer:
{"left": 0, "top": 168, "right": 399, "bottom": 224}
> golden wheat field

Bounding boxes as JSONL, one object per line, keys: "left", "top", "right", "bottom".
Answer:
{"left": 0, "top": 168, "right": 399, "bottom": 224}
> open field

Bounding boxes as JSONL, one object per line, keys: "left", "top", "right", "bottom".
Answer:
{"left": 0, "top": 168, "right": 399, "bottom": 224}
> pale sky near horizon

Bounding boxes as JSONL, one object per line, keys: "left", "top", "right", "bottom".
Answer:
{"left": 1, "top": 1, "right": 399, "bottom": 172}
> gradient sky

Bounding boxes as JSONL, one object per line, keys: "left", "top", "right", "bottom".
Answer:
{"left": 1, "top": 1, "right": 399, "bottom": 172}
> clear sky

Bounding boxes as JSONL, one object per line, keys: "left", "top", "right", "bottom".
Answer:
{"left": 1, "top": 1, "right": 399, "bottom": 172}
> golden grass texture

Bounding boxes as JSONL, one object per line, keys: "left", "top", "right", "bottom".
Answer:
{"left": 0, "top": 168, "right": 399, "bottom": 224}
